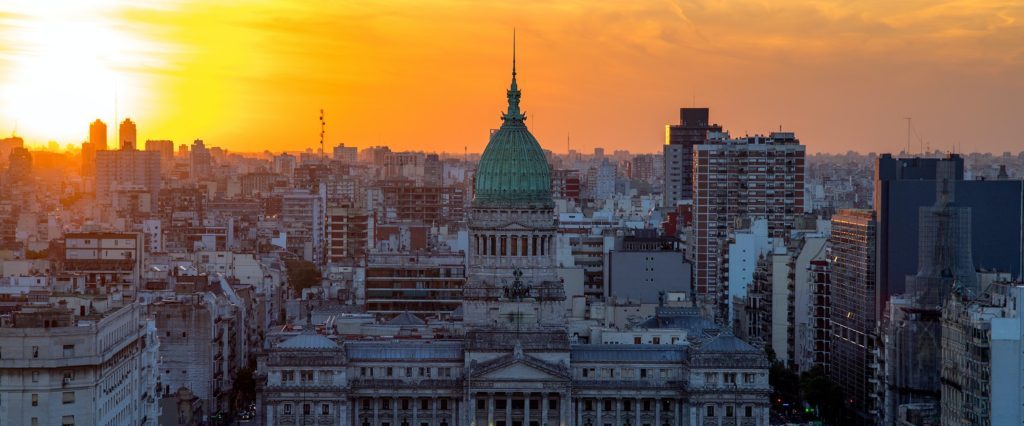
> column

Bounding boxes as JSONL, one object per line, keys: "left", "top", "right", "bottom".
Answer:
{"left": 432, "top": 398, "right": 438, "bottom": 426}
{"left": 353, "top": 398, "right": 360, "bottom": 426}
{"left": 673, "top": 399, "right": 680, "bottom": 426}
{"left": 595, "top": 398, "right": 602, "bottom": 426}
{"left": 575, "top": 398, "right": 582, "bottom": 426}
{"left": 542, "top": 393, "right": 549, "bottom": 426}
{"left": 487, "top": 393, "right": 495, "bottom": 426}
{"left": 506, "top": 394, "right": 512, "bottom": 426}
{"left": 654, "top": 398, "right": 660, "bottom": 426}
{"left": 523, "top": 392, "right": 531, "bottom": 426}
{"left": 634, "top": 398, "right": 640, "bottom": 426}
{"left": 560, "top": 394, "right": 570, "bottom": 426}
{"left": 393, "top": 397, "right": 399, "bottom": 426}
{"left": 614, "top": 398, "right": 621, "bottom": 425}
{"left": 373, "top": 397, "right": 380, "bottom": 426}
{"left": 413, "top": 397, "right": 418, "bottom": 426}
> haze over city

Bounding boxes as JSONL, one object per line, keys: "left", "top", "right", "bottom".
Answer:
{"left": 2, "top": 0, "right": 1023, "bottom": 154}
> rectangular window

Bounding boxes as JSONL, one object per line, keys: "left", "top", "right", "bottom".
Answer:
{"left": 32, "top": 346, "right": 38, "bottom": 358}
{"left": 303, "top": 404, "right": 311, "bottom": 415}
{"left": 283, "top": 403, "right": 292, "bottom": 414}
{"left": 440, "top": 399, "right": 448, "bottom": 410}
{"left": 725, "top": 405, "right": 734, "bottom": 417}
{"left": 705, "top": 405, "right": 715, "bottom": 417}
{"left": 744, "top": 406, "right": 753, "bottom": 417}
{"left": 63, "top": 345, "right": 75, "bottom": 357}
{"left": 31, "top": 371, "right": 39, "bottom": 382}
{"left": 31, "top": 394, "right": 38, "bottom": 406}
{"left": 62, "top": 417, "right": 74, "bottom": 426}
{"left": 62, "top": 391, "right": 74, "bottom": 404}
{"left": 321, "top": 404, "right": 330, "bottom": 415}
{"left": 386, "top": 367, "right": 393, "bottom": 377}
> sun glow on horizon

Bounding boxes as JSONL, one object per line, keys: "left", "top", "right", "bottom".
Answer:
{"left": 1, "top": 0, "right": 1022, "bottom": 154}
{"left": 0, "top": 0, "right": 155, "bottom": 146}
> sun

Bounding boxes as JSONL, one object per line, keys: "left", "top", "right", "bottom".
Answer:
{"left": 0, "top": 0, "right": 148, "bottom": 147}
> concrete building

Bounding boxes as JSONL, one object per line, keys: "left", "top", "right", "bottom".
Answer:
{"left": 119, "top": 118, "right": 137, "bottom": 150}
{"left": 144, "top": 139, "right": 174, "bottom": 168}
{"left": 0, "top": 302, "right": 160, "bottom": 426}
{"left": 325, "top": 205, "right": 372, "bottom": 264}
{"left": 333, "top": 143, "right": 358, "bottom": 164}
{"left": 63, "top": 231, "right": 144, "bottom": 300}
{"left": 607, "top": 230, "right": 691, "bottom": 304}
{"left": 95, "top": 149, "right": 162, "bottom": 205}
{"left": 364, "top": 252, "right": 465, "bottom": 318}
{"left": 663, "top": 108, "right": 721, "bottom": 207}
{"left": 941, "top": 281, "right": 1024, "bottom": 426}
{"left": 280, "top": 189, "right": 325, "bottom": 263}
{"left": 692, "top": 131, "right": 805, "bottom": 317}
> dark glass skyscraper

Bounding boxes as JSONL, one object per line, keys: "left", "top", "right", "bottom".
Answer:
{"left": 829, "top": 209, "right": 879, "bottom": 421}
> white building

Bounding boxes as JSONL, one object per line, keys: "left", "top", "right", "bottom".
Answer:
{"left": 0, "top": 302, "right": 160, "bottom": 426}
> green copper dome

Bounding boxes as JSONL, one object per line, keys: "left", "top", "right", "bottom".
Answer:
{"left": 473, "top": 42, "right": 553, "bottom": 209}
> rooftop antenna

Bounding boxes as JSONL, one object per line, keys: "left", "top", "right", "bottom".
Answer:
{"left": 567, "top": 132, "right": 570, "bottom": 154}
{"left": 319, "top": 108, "right": 326, "bottom": 161}
{"left": 903, "top": 117, "right": 911, "bottom": 156}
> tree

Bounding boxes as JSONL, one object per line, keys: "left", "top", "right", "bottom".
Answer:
{"left": 284, "top": 259, "right": 322, "bottom": 292}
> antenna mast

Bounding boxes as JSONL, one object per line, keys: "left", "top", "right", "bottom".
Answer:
{"left": 319, "top": 108, "right": 326, "bottom": 161}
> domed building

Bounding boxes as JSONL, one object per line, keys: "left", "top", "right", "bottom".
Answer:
{"left": 463, "top": 43, "right": 566, "bottom": 331}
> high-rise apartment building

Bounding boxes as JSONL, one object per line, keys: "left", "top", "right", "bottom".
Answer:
{"left": 828, "top": 209, "right": 879, "bottom": 420}
{"left": 325, "top": 205, "right": 371, "bottom": 263}
{"left": 119, "top": 118, "right": 137, "bottom": 150}
{"left": 663, "top": 108, "right": 722, "bottom": 207}
{"left": 691, "top": 131, "right": 805, "bottom": 315}
{"left": 95, "top": 149, "right": 162, "bottom": 204}
{"left": 89, "top": 119, "right": 107, "bottom": 149}
{"left": 145, "top": 139, "right": 175, "bottom": 166}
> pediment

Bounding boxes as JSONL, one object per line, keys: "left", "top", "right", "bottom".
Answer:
{"left": 472, "top": 354, "right": 570, "bottom": 381}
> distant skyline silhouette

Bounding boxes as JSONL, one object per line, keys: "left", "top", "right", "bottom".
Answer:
{"left": 1, "top": 1, "right": 1022, "bottom": 154}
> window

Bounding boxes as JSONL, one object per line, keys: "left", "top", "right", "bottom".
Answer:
{"left": 652, "top": 336, "right": 661, "bottom": 344}
{"left": 32, "top": 346, "right": 38, "bottom": 358}
{"left": 421, "top": 399, "right": 429, "bottom": 410}
{"left": 301, "top": 371, "right": 313, "bottom": 382}
{"left": 63, "top": 371, "right": 74, "bottom": 383}
{"left": 744, "top": 406, "right": 753, "bottom": 417}
{"left": 31, "top": 372, "right": 39, "bottom": 383}
{"left": 321, "top": 404, "right": 330, "bottom": 415}
{"left": 32, "top": 393, "right": 38, "bottom": 406}
{"left": 382, "top": 399, "right": 391, "bottom": 410}
{"left": 603, "top": 399, "right": 612, "bottom": 411}
{"left": 284, "top": 404, "right": 292, "bottom": 414}
{"left": 724, "top": 373, "right": 737, "bottom": 384}
{"left": 405, "top": 367, "right": 412, "bottom": 377}
{"left": 581, "top": 368, "right": 589, "bottom": 378}
{"left": 63, "top": 345, "right": 75, "bottom": 357}
{"left": 704, "top": 372, "right": 716, "bottom": 384}
{"left": 387, "top": 367, "right": 393, "bottom": 377}
{"left": 31, "top": 418, "right": 38, "bottom": 426}
{"left": 440, "top": 399, "right": 448, "bottom": 410}
{"left": 63, "top": 391, "right": 75, "bottom": 404}
{"left": 282, "top": 371, "right": 295, "bottom": 382}
{"left": 640, "top": 369, "right": 648, "bottom": 379}
{"left": 705, "top": 405, "right": 715, "bottom": 417}
{"left": 725, "top": 405, "right": 734, "bottom": 417}
{"left": 303, "top": 404, "right": 311, "bottom": 415}
{"left": 61, "top": 417, "right": 75, "bottom": 426}
{"left": 744, "top": 373, "right": 756, "bottom": 383}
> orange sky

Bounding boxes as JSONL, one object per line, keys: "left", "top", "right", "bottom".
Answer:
{"left": 1, "top": 0, "right": 1022, "bottom": 154}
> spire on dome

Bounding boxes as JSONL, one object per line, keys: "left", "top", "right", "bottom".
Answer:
{"left": 503, "top": 29, "right": 524, "bottom": 124}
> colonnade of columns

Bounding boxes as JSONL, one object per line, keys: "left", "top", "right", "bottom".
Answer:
{"left": 572, "top": 396, "right": 683, "bottom": 426}
{"left": 473, "top": 233, "right": 552, "bottom": 258}
{"left": 468, "top": 391, "right": 570, "bottom": 426}
{"left": 353, "top": 396, "right": 458, "bottom": 426}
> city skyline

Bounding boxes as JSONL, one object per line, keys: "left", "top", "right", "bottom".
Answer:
{"left": 2, "top": 1, "right": 1023, "bottom": 154}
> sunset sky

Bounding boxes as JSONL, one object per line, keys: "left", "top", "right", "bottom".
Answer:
{"left": 0, "top": 0, "right": 1022, "bottom": 154}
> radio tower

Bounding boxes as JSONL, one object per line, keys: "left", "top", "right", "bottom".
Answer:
{"left": 319, "top": 108, "right": 326, "bottom": 161}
